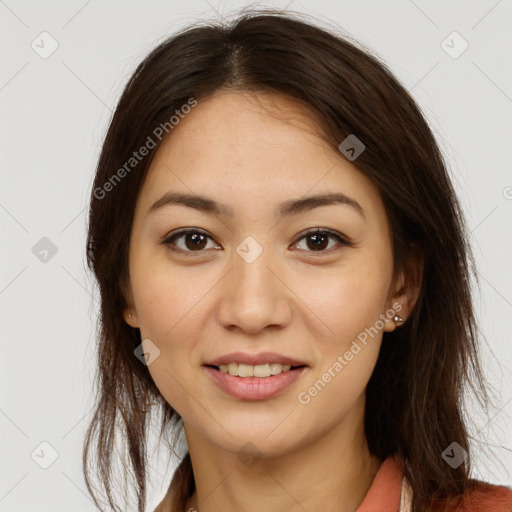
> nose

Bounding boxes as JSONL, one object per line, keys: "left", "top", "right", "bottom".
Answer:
{"left": 216, "top": 246, "right": 292, "bottom": 334}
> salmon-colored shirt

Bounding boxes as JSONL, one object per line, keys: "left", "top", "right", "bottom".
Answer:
{"left": 358, "top": 454, "right": 512, "bottom": 512}
{"left": 156, "top": 453, "right": 512, "bottom": 511}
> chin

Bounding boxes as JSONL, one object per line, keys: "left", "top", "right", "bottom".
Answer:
{"left": 208, "top": 424, "right": 302, "bottom": 458}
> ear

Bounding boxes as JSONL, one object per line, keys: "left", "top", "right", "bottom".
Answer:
{"left": 383, "top": 243, "right": 423, "bottom": 333}
{"left": 120, "top": 276, "right": 140, "bottom": 328}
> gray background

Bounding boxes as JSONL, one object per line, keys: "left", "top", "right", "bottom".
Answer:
{"left": 1, "top": 1, "right": 511, "bottom": 510}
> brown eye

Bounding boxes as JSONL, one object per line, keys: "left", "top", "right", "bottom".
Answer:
{"left": 162, "top": 229, "right": 219, "bottom": 255}
{"left": 293, "top": 228, "right": 354, "bottom": 254}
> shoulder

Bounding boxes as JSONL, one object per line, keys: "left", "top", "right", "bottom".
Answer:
{"left": 457, "top": 480, "right": 512, "bottom": 512}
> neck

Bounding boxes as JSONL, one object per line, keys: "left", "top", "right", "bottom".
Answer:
{"left": 182, "top": 398, "right": 383, "bottom": 512}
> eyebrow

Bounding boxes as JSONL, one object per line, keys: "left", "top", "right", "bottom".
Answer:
{"left": 148, "top": 191, "right": 366, "bottom": 219}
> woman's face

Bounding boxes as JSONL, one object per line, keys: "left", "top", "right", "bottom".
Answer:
{"left": 123, "top": 89, "right": 404, "bottom": 457}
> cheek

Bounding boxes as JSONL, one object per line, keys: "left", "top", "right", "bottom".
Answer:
{"left": 130, "top": 251, "right": 206, "bottom": 341}
{"left": 129, "top": 257, "right": 213, "bottom": 411}
{"left": 296, "top": 253, "right": 392, "bottom": 344}
{"left": 132, "top": 271, "right": 200, "bottom": 416}
{"left": 293, "top": 265, "right": 388, "bottom": 418}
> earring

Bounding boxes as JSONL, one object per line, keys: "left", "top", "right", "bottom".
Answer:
{"left": 393, "top": 315, "right": 405, "bottom": 327}
{"left": 129, "top": 313, "right": 133, "bottom": 318}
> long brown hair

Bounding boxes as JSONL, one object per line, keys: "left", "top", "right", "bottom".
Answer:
{"left": 83, "top": 8, "right": 502, "bottom": 512}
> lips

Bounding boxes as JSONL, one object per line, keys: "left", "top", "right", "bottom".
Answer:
{"left": 202, "top": 351, "right": 310, "bottom": 400}
{"left": 203, "top": 365, "right": 308, "bottom": 400}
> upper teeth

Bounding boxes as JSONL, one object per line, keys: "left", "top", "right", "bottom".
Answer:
{"left": 219, "top": 363, "right": 292, "bottom": 377}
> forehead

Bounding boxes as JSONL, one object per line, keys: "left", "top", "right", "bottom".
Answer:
{"left": 154, "top": 89, "right": 330, "bottom": 169}
{"left": 138, "top": 90, "right": 383, "bottom": 219}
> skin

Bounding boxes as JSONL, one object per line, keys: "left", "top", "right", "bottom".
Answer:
{"left": 123, "top": 89, "right": 422, "bottom": 512}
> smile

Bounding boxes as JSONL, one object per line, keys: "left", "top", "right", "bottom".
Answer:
{"left": 217, "top": 362, "right": 300, "bottom": 377}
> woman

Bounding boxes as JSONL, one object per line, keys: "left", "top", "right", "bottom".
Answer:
{"left": 83, "top": 9, "right": 512, "bottom": 512}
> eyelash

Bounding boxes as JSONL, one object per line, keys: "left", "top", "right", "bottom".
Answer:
{"left": 160, "top": 227, "right": 355, "bottom": 257}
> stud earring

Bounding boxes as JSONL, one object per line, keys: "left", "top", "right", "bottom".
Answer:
{"left": 129, "top": 313, "right": 133, "bottom": 318}
{"left": 393, "top": 315, "right": 404, "bottom": 327}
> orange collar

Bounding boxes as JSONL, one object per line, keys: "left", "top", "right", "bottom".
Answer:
{"left": 356, "top": 454, "right": 411, "bottom": 512}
